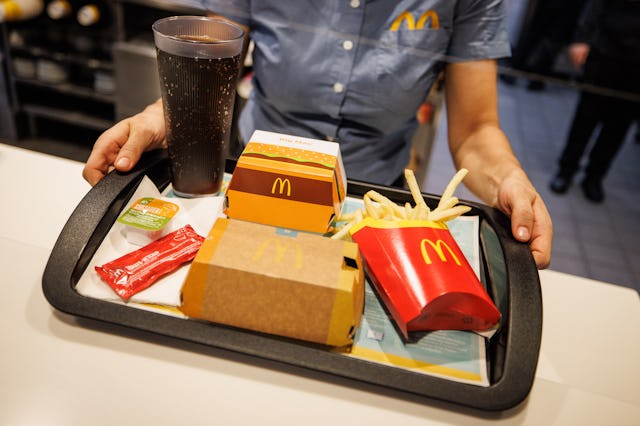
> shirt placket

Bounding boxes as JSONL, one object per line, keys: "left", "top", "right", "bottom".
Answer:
{"left": 326, "top": 0, "right": 364, "bottom": 141}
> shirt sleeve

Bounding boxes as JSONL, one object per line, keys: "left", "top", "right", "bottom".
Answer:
{"left": 447, "top": 0, "right": 511, "bottom": 62}
{"left": 200, "top": 0, "right": 251, "bottom": 26}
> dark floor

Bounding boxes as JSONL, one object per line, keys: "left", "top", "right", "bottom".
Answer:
{"left": 424, "top": 78, "right": 640, "bottom": 294}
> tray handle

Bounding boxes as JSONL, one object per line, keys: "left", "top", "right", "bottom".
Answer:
{"left": 475, "top": 204, "right": 543, "bottom": 409}
{"left": 42, "top": 150, "right": 170, "bottom": 313}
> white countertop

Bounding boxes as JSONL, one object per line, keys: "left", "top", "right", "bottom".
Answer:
{"left": 1, "top": 143, "right": 639, "bottom": 425}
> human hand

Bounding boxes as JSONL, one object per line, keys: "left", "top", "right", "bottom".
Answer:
{"left": 495, "top": 173, "right": 552, "bottom": 269}
{"left": 82, "top": 100, "right": 166, "bottom": 186}
{"left": 568, "top": 43, "right": 590, "bottom": 69}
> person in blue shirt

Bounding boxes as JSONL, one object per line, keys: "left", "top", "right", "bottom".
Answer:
{"left": 82, "top": 0, "right": 553, "bottom": 269}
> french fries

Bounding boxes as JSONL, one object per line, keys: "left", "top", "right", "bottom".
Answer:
{"left": 331, "top": 168, "right": 471, "bottom": 239}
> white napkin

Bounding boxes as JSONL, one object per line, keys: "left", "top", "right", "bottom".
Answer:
{"left": 76, "top": 176, "right": 224, "bottom": 307}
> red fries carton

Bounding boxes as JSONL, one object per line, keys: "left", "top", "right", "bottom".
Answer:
{"left": 350, "top": 217, "right": 500, "bottom": 338}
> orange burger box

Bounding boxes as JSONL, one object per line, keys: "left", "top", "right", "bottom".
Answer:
{"left": 180, "top": 218, "right": 365, "bottom": 347}
{"left": 225, "top": 130, "right": 347, "bottom": 233}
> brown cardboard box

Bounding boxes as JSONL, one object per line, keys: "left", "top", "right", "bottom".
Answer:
{"left": 225, "top": 130, "right": 347, "bottom": 233}
{"left": 180, "top": 218, "right": 364, "bottom": 347}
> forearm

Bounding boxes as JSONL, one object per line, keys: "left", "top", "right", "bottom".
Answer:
{"left": 444, "top": 60, "right": 530, "bottom": 207}
{"left": 449, "top": 124, "right": 527, "bottom": 208}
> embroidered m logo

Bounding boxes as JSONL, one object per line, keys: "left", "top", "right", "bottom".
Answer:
{"left": 390, "top": 10, "right": 440, "bottom": 31}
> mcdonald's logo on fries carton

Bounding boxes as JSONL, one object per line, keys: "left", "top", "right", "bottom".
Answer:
{"left": 350, "top": 217, "right": 500, "bottom": 338}
{"left": 180, "top": 218, "right": 364, "bottom": 347}
{"left": 226, "top": 130, "right": 347, "bottom": 233}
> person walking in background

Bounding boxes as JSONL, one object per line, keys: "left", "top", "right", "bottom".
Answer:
{"left": 501, "top": 0, "right": 585, "bottom": 90}
{"left": 550, "top": 0, "right": 640, "bottom": 203}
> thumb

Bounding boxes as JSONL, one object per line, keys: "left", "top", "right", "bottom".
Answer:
{"left": 508, "top": 195, "right": 535, "bottom": 242}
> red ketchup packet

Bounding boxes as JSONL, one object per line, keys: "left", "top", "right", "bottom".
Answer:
{"left": 95, "top": 224, "right": 205, "bottom": 301}
{"left": 350, "top": 218, "right": 500, "bottom": 338}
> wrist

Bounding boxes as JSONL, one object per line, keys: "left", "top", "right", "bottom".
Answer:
{"left": 458, "top": 156, "right": 526, "bottom": 208}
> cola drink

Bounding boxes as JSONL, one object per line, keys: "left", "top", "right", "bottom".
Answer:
{"left": 153, "top": 17, "right": 244, "bottom": 197}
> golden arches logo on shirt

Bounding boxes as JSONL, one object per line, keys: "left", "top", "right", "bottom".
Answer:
{"left": 271, "top": 177, "right": 292, "bottom": 197}
{"left": 390, "top": 10, "right": 440, "bottom": 31}
{"left": 252, "top": 238, "right": 303, "bottom": 269}
{"left": 419, "top": 238, "right": 461, "bottom": 266}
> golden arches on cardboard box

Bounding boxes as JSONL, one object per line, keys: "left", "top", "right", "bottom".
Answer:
{"left": 252, "top": 238, "right": 303, "bottom": 270}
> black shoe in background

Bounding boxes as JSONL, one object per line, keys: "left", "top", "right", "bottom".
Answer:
{"left": 550, "top": 171, "right": 573, "bottom": 194}
{"left": 581, "top": 177, "right": 604, "bottom": 203}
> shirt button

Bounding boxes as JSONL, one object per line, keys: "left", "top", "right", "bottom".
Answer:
{"left": 350, "top": 0, "right": 360, "bottom": 8}
{"left": 333, "top": 82, "right": 344, "bottom": 93}
{"left": 326, "top": 136, "right": 335, "bottom": 142}
{"left": 342, "top": 40, "right": 353, "bottom": 51}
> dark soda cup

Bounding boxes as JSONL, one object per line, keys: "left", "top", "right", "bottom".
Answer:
{"left": 153, "top": 16, "right": 244, "bottom": 197}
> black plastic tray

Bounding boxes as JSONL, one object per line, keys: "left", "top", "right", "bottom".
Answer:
{"left": 42, "top": 150, "right": 542, "bottom": 411}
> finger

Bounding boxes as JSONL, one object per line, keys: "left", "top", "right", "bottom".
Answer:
{"left": 113, "top": 125, "right": 153, "bottom": 172}
{"left": 507, "top": 191, "right": 535, "bottom": 244}
{"left": 82, "top": 165, "right": 107, "bottom": 187}
{"left": 528, "top": 197, "right": 553, "bottom": 269}
{"left": 114, "top": 112, "right": 167, "bottom": 172}
{"left": 82, "top": 123, "right": 130, "bottom": 185}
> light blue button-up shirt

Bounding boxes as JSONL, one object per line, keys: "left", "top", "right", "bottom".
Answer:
{"left": 201, "top": 0, "right": 510, "bottom": 185}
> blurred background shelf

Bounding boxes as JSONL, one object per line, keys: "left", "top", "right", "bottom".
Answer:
{"left": 15, "top": 77, "right": 115, "bottom": 103}
{"left": 0, "top": 0, "right": 205, "bottom": 143}
{"left": 22, "top": 103, "right": 114, "bottom": 131}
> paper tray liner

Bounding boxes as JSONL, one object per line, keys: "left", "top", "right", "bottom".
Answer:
{"left": 350, "top": 217, "right": 500, "bottom": 338}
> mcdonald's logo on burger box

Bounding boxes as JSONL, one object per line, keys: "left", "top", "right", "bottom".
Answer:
{"left": 180, "top": 218, "right": 364, "bottom": 347}
{"left": 225, "top": 130, "right": 347, "bottom": 233}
